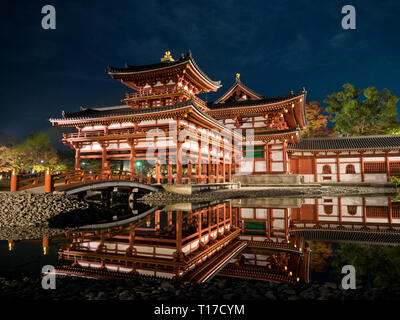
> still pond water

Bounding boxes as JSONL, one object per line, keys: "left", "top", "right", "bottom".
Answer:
{"left": 1, "top": 195, "right": 399, "bottom": 287}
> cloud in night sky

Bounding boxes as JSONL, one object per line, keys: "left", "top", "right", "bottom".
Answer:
{"left": 0, "top": 0, "right": 399, "bottom": 140}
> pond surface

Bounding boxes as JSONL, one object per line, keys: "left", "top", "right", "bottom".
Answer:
{"left": 1, "top": 195, "right": 399, "bottom": 288}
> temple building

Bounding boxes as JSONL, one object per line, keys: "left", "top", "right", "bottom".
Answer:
{"left": 49, "top": 51, "right": 400, "bottom": 184}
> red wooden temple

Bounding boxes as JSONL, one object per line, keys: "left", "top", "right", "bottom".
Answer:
{"left": 48, "top": 50, "right": 400, "bottom": 185}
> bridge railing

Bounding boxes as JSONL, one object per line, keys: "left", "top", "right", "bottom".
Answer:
{"left": 10, "top": 169, "right": 151, "bottom": 192}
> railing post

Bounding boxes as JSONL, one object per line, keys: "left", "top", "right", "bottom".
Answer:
{"left": 44, "top": 170, "right": 54, "bottom": 193}
{"left": 10, "top": 170, "right": 18, "bottom": 192}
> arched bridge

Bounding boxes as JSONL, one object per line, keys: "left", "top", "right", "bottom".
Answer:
{"left": 10, "top": 169, "right": 160, "bottom": 194}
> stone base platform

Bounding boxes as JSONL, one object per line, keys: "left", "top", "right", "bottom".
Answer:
{"left": 162, "top": 183, "right": 240, "bottom": 195}
{"left": 232, "top": 174, "right": 301, "bottom": 186}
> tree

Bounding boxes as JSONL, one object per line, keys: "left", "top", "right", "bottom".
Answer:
{"left": 301, "top": 101, "right": 333, "bottom": 137}
{"left": 0, "top": 132, "right": 68, "bottom": 172}
{"left": 324, "top": 83, "right": 399, "bottom": 136}
{"left": 331, "top": 243, "right": 400, "bottom": 287}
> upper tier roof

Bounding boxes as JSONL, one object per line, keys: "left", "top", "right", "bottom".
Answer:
{"left": 208, "top": 90, "right": 305, "bottom": 110}
{"left": 106, "top": 50, "right": 221, "bottom": 89}
{"left": 213, "top": 76, "right": 263, "bottom": 104}
{"left": 288, "top": 135, "right": 400, "bottom": 151}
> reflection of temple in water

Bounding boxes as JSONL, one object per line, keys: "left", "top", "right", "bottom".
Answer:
{"left": 56, "top": 202, "right": 247, "bottom": 282}
{"left": 25, "top": 196, "right": 399, "bottom": 284}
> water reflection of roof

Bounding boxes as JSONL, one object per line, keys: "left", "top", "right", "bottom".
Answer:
{"left": 290, "top": 229, "right": 400, "bottom": 245}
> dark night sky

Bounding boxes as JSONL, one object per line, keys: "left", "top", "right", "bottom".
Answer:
{"left": 0, "top": 0, "right": 399, "bottom": 142}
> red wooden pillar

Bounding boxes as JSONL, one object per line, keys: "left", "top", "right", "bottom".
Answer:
{"left": 168, "top": 162, "right": 172, "bottom": 184}
{"left": 222, "top": 152, "right": 226, "bottom": 183}
{"left": 228, "top": 164, "right": 232, "bottom": 182}
{"left": 216, "top": 163, "right": 220, "bottom": 183}
{"left": 207, "top": 144, "right": 212, "bottom": 183}
{"left": 197, "top": 212, "right": 202, "bottom": 243}
{"left": 197, "top": 147, "right": 202, "bottom": 184}
{"left": 101, "top": 146, "right": 109, "bottom": 170}
{"left": 155, "top": 210, "right": 161, "bottom": 232}
{"left": 155, "top": 160, "right": 161, "bottom": 184}
{"left": 42, "top": 236, "right": 50, "bottom": 255}
{"left": 313, "top": 154, "right": 318, "bottom": 183}
{"left": 129, "top": 141, "right": 136, "bottom": 176}
{"left": 176, "top": 141, "right": 183, "bottom": 184}
{"left": 336, "top": 153, "right": 340, "bottom": 182}
{"left": 283, "top": 140, "right": 288, "bottom": 173}
{"left": 362, "top": 197, "right": 367, "bottom": 226}
{"left": 75, "top": 148, "right": 81, "bottom": 170}
{"left": 10, "top": 171, "right": 18, "bottom": 192}
{"left": 360, "top": 152, "right": 365, "bottom": 182}
{"left": 338, "top": 197, "right": 342, "bottom": 226}
{"left": 175, "top": 211, "right": 183, "bottom": 261}
{"left": 388, "top": 197, "right": 393, "bottom": 227}
{"left": 188, "top": 162, "right": 192, "bottom": 184}
{"left": 44, "top": 170, "right": 54, "bottom": 193}
{"left": 265, "top": 143, "right": 269, "bottom": 173}
{"left": 385, "top": 152, "right": 391, "bottom": 182}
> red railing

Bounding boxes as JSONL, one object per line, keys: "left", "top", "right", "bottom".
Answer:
{"left": 14, "top": 169, "right": 151, "bottom": 192}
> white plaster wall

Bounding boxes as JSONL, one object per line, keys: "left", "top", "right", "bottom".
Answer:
{"left": 340, "top": 173, "right": 362, "bottom": 182}
{"left": 301, "top": 174, "right": 315, "bottom": 183}
{"left": 364, "top": 157, "right": 385, "bottom": 162}
{"left": 364, "top": 174, "right": 387, "bottom": 182}
{"left": 341, "top": 197, "right": 363, "bottom": 205}
{"left": 255, "top": 161, "right": 266, "bottom": 172}
{"left": 271, "top": 151, "right": 283, "bottom": 161}
{"left": 271, "top": 162, "right": 283, "bottom": 171}
{"left": 272, "top": 209, "right": 285, "bottom": 217}
{"left": 255, "top": 208, "right": 267, "bottom": 219}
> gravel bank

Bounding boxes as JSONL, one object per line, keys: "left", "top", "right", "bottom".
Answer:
{"left": 0, "top": 275, "right": 398, "bottom": 301}
{"left": 138, "top": 185, "right": 398, "bottom": 204}
{"left": 0, "top": 193, "right": 119, "bottom": 240}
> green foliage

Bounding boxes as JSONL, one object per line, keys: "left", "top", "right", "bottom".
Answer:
{"left": 324, "top": 83, "right": 399, "bottom": 136}
{"left": 0, "top": 132, "right": 68, "bottom": 173}
{"left": 331, "top": 243, "right": 400, "bottom": 287}
{"left": 391, "top": 176, "right": 400, "bottom": 185}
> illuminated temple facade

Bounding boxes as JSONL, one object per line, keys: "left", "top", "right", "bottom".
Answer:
{"left": 49, "top": 51, "right": 400, "bottom": 184}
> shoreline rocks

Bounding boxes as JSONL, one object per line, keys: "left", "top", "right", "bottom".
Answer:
{"left": 0, "top": 193, "right": 120, "bottom": 240}
{"left": 138, "top": 185, "right": 398, "bottom": 204}
{"left": 0, "top": 274, "right": 398, "bottom": 301}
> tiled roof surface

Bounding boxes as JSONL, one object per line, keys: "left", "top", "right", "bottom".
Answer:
{"left": 288, "top": 135, "right": 400, "bottom": 151}
{"left": 106, "top": 51, "right": 221, "bottom": 87}
{"left": 208, "top": 91, "right": 305, "bottom": 110}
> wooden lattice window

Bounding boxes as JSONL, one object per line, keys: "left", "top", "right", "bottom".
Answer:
{"left": 390, "top": 162, "right": 400, "bottom": 175}
{"left": 364, "top": 162, "right": 386, "bottom": 173}
{"left": 323, "top": 205, "right": 333, "bottom": 215}
{"left": 346, "top": 164, "right": 356, "bottom": 174}
{"left": 244, "top": 146, "right": 264, "bottom": 159}
{"left": 322, "top": 165, "right": 332, "bottom": 174}
{"left": 347, "top": 205, "right": 357, "bottom": 215}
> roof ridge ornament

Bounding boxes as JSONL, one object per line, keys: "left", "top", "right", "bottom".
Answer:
{"left": 236, "top": 73, "right": 240, "bottom": 82}
{"left": 161, "top": 51, "right": 175, "bottom": 62}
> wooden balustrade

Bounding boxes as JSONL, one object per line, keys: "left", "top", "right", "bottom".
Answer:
{"left": 10, "top": 169, "right": 151, "bottom": 192}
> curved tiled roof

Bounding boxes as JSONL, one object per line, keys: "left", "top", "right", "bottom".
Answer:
{"left": 49, "top": 99, "right": 243, "bottom": 139}
{"left": 106, "top": 51, "right": 221, "bottom": 87}
{"left": 213, "top": 78, "right": 263, "bottom": 104}
{"left": 290, "top": 229, "right": 400, "bottom": 244}
{"left": 288, "top": 135, "right": 400, "bottom": 151}
{"left": 208, "top": 90, "right": 305, "bottom": 110}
